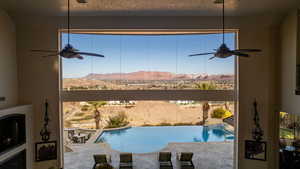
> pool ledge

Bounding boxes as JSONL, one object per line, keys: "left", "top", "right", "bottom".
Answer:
{"left": 94, "top": 142, "right": 169, "bottom": 155}
{"left": 94, "top": 141, "right": 234, "bottom": 155}
{"left": 103, "top": 125, "right": 132, "bottom": 132}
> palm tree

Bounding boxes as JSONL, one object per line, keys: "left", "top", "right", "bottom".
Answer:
{"left": 87, "top": 101, "right": 107, "bottom": 129}
{"left": 224, "top": 101, "right": 230, "bottom": 111}
{"left": 202, "top": 102, "right": 210, "bottom": 125}
{"left": 195, "top": 82, "right": 217, "bottom": 125}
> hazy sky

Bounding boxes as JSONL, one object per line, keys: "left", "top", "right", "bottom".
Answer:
{"left": 62, "top": 33, "right": 235, "bottom": 78}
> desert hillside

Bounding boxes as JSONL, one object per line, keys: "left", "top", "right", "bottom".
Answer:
{"left": 63, "top": 101, "right": 234, "bottom": 129}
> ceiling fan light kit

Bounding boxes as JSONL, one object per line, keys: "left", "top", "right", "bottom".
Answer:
{"left": 189, "top": 0, "right": 262, "bottom": 60}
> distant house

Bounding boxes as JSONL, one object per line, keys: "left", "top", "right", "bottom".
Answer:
{"left": 108, "top": 101, "right": 121, "bottom": 105}
{"left": 169, "top": 100, "right": 195, "bottom": 105}
{"left": 108, "top": 100, "right": 136, "bottom": 105}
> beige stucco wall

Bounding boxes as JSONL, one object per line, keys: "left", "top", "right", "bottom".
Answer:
{"left": 0, "top": 9, "right": 18, "bottom": 109}
{"left": 280, "top": 10, "right": 300, "bottom": 115}
{"left": 16, "top": 15, "right": 279, "bottom": 169}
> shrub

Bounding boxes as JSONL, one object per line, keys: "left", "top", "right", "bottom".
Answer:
{"left": 74, "top": 112, "right": 85, "bottom": 116}
{"left": 195, "top": 82, "right": 217, "bottom": 90}
{"left": 158, "top": 122, "right": 172, "bottom": 126}
{"left": 211, "top": 108, "right": 233, "bottom": 119}
{"left": 105, "top": 111, "right": 129, "bottom": 129}
{"left": 280, "top": 128, "right": 295, "bottom": 139}
{"left": 102, "top": 85, "right": 108, "bottom": 90}
{"left": 84, "top": 115, "right": 94, "bottom": 120}
{"left": 70, "top": 86, "right": 89, "bottom": 90}
{"left": 173, "top": 122, "right": 194, "bottom": 126}
{"left": 70, "top": 115, "right": 94, "bottom": 122}
{"left": 142, "top": 124, "right": 154, "bottom": 126}
{"left": 81, "top": 105, "right": 90, "bottom": 111}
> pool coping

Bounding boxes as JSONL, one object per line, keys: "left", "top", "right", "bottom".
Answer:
{"left": 103, "top": 125, "right": 132, "bottom": 132}
{"left": 88, "top": 125, "right": 132, "bottom": 144}
{"left": 93, "top": 141, "right": 234, "bottom": 155}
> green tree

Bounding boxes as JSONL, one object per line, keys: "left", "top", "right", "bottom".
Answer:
{"left": 87, "top": 101, "right": 107, "bottom": 129}
{"left": 195, "top": 82, "right": 217, "bottom": 125}
{"left": 194, "top": 82, "right": 217, "bottom": 90}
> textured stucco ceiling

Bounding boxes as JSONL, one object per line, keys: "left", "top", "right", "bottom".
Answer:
{"left": 0, "top": 0, "right": 299, "bottom": 16}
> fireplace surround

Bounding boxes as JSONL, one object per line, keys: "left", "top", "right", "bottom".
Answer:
{"left": 0, "top": 150, "right": 26, "bottom": 169}
{"left": 0, "top": 105, "right": 33, "bottom": 169}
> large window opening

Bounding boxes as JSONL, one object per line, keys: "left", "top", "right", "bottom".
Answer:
{"left": 60, "top": 30, "right": 238, "bottom": 169}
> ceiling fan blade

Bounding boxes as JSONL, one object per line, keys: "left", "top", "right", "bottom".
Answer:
{"left": 209, "top": 56, "right": 216, "bottom": 60}
{"left": 189, "top": 52, "right": 215, "bottom": 57}
{"left": 232, "top": 52, "right": 249, "bottom": 57}
{"left": 40, "top": 53, "right": 60, "bottom": 57}
{"left": 31, "top": 49, "right": 58, "bottom": 53}
{"left": 75, "top": 55, "right": 84, "bottom": 60}
{"left": 75, "top": 52, "right": 105, "bottom": 57}
{"left": 234, "top": 49, "right": 262, "bottom": 53}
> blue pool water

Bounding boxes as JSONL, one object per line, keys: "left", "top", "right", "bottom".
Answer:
{"left": 95, "top": 125, "right": 234, "bottom": 153}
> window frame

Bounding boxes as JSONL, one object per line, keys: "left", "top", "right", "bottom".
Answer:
{"left": 59, "top": 29, "right": 238, "bottom": 102}
{"left": 58, "top": 29, "right": 239, "bottom": 169}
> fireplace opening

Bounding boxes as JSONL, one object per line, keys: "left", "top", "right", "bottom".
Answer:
{"left": 0, "top": 114, "right": 26, "bottom": 154}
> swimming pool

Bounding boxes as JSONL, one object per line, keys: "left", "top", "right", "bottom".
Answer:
{"left": 95, "top": 125, "right": 234, "bottom": 153}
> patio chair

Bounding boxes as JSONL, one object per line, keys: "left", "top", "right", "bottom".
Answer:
{"left": 177, "top": 152, "right": 194, "bottom": 169}
{"left": 67, "top": 130, "right": 75, "bottom": 140}
{"left": 93, "top": 154, "right": 111, "bottom": 169}
{"left": 119, "top": 153, "right": 133, "bottom": 169}
{"left": 159, "top": 152, "right": 173, "bottom": 169}
{"left": 85, "top": 133, "right": 92, "bottom": 142}
{"left": 71, "top": 136, "right": 79, "bottom": 143}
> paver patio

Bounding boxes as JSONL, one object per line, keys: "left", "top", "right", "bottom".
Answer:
{"left": 64, "top": 142, "right": 233, "bottom": 169}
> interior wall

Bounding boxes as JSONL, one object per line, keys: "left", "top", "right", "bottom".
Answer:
{"left": 16, "top": 15, "right": 280, "bottom": 169}
{"left": 0, "top": 9, "right": 18, "bottom": 110}
{"left": 280, "top": 9, "right": 300, "bottom": 114}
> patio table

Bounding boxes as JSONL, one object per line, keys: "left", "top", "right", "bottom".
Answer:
{"left": 73, "top": 134, "right": 87, "bottom": 143}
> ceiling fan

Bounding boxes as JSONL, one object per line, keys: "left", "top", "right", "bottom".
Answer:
{"left": 189, "top": 0, "right": 262, "bottom": 60}
{"left": 31, "top": 0, "right": 105, "bottom": 59}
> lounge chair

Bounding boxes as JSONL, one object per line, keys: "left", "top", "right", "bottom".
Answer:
{"left": 177, "top": 152, "right": 194, "bottom": 169}
{"left": 159, "top": 152, "right": 173, "bottom": 169}
{"left": 93, "top": 154, "right": 111, "bottom": 169}
{"left": 85, "top": 133, "right": 92, "bottom": 142}
{"left": 119, "top": 153, "right": 133, "bottom": 169}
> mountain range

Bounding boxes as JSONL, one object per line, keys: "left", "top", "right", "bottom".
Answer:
{"left": 82, "top": 71, "right": 234, "bottom": 81}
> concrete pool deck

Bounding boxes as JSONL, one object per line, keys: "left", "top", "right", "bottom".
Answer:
{"left": 64, "top": 142, "right": 233, "bottom": 169}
